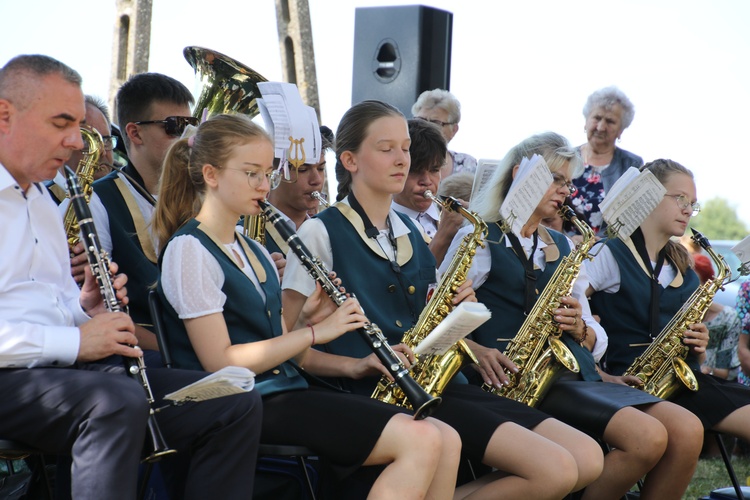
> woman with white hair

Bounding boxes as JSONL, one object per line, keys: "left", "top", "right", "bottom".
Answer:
{"left": 570, "top": 86, "right": 643, "bottom": 236}
{"left": 412, "top": 88, "right": 477, "bottom": 177}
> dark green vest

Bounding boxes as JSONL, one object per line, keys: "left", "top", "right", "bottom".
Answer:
{"left": 92, "top": 170, "right": 157, "bottom": 326}
{"left": 473, "top": 225, "right": 599, "bottom": 381}
{"left": 316, "top": 206, "right": 436, "bottom": 394}
{"left": 589, "top": 238, "right": 700, "bottom": 375}
{"left": 157, "top": 219, "right": 306, "bottom": 397}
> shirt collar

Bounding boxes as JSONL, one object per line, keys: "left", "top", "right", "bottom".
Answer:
{"left": 0, "top": 162, "right": 44, "bottom": 197}
{"left": 392, "top": 200, "right": 441, "bottom": 222}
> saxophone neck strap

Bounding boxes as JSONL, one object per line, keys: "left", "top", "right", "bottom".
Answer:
{"left": 630, "top": 227, "right": 667, "bottom": 339}
{"left": 507, "top": 231, "right": 539, "bottom": 315}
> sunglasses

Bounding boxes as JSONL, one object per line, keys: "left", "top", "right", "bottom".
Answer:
{"left": 134, "top": 116, "right": 199, "bottom": 137}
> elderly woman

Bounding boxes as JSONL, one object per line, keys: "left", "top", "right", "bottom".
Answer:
{"left": 411, "top": 88, "right": 477, "bottom": 176}
{"left": 570, "top": 86, "right": 643, "bottom": 236}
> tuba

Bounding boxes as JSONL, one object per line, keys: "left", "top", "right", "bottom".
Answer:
{"left": 623, "top": 229, "right": 730, "bottom": 399}
{"left": 372, "top": 191, "right": 487, "bottom": 407}
{"left": 185, "top": 46, "right": 269, "bottom": 244}
{"left": 485, "top": 206, "right": 594, "bottom": 407}
{"left": 63, "top": 126, "right": 103, "bottom": 253}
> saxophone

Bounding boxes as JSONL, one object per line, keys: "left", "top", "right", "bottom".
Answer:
{"left": 485, "top": 206, "right": 594, "bottom": 407}
{"left": 242, "top": 215, "right": 266, "bottom": 245}
{"left": 371, "top": 191, "right": 487, "bottom": 407}
{"left": 623, "top": 228, "right": 730, "bottom": 400}
{"left": 63, "top": 126, "right": 103, "bottom": 252}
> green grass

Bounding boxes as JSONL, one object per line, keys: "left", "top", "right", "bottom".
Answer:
{"left": 682, "top": 456, "right": 750, "bottom": 500}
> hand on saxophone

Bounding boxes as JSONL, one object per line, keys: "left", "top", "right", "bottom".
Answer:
{"left": 79, "top": 260, "right": 129, "bottom": 317}
{"left": 554, "top": 296, "right": 585, "bottom": 340}
{"left": 452, "top": 278, "right": 477, "bottom": 304}
{"left": 464, "top": 339, "right": 517, "bottom": 389}
{"left": 683, "top": 322, "right": 709, "bottom": 354}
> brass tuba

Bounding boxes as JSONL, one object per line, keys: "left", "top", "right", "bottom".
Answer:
{"left": 623, "top": 229, "right": 730, "bottom": 399}
{"left": 63, "top": 126, "right": 103, "bottom": 252}
{"left": 184, "top": 46, "right": 269, "bottom": 242}
{"left": 485, "top": 206, "right": 594, "bottom": 407}
{"left": 371, "top": 191, "right": 487, "bottom": 408}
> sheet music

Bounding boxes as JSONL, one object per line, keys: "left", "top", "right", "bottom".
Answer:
{"left": 499, "top": 154, "right": 553, "bottom": 235}
{"left": 470, "top": 159, "right": 501, "bottom": 202}
{"left": 414, "top": 302, "right": 491, "bottom": 356}
{"left": 165, "top": 366, "right": 255, "bottom": 404}
{"left": 601, "top": 168, "right": 666, "bottom": 240}
{"left": 257, "top": 82, "right": 321, "bottom": 169}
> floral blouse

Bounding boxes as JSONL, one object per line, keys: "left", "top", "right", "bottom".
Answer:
{"left": 703, "top": 306, "right": 742, "bottom": 380}
{"left": 570, "top": 165, "right": 607, "bottom": 236}
{"left": 737, "top": 281, "right": 750, "bottom": 385}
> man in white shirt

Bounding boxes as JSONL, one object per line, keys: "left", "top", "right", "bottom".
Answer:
{"left": 0, "top": 54, "right": 261, "bottom": 500}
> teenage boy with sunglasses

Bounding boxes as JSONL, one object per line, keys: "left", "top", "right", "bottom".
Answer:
{"left": 85, "top": 73, "right": 196, "bottom": 351}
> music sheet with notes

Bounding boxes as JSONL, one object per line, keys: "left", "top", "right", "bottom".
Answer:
{"left": 165, "top": 366, "right": 256, "bottom": 404}
{"left": 600, "top": 167, "right": 666, "bottom": 241}
{"left": 414, "top": 302, "right": 491, "bottom": 356}
{"left": 499, "top": 154, "right": 553, "bottom": 235}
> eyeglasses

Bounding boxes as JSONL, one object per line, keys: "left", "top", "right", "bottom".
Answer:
{"left": 133, "top": 116, "right": 199, "bottom": 137}
{"left": 414, "top": 116, "right": 457, "bottom": 127}
{"left": 552, "top": 173, "right": 576, "bottom": 193}
{"left": 224, "top": 167, "right": 282, "bottom": 190}
{"left": 665, "top": 194, "right": 701, "bottom": 216}
{"left": 101, "top": 135, "right": 117, "bottom": 152}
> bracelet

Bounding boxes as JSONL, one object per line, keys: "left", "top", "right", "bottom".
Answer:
{"left": 307, "top": 323, "right": 315, "bottom": 346}
{"left": 577, "top": 324, "right": 589, "bottom": 345}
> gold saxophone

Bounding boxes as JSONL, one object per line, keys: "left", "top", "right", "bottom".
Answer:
{"left": 63, "top": 126, "right": 103, "bottom": 252}
{"left": 242, "top": 215, "right": 266, "bottom": 245}
{"left": 623, "top": 229, "right": 730, "bottom": 400}
{"left": 485, "top": 206, "right": 595, "bottom": 407}
{"left": 371, "top": 191, "right": 487, "bottom": 407}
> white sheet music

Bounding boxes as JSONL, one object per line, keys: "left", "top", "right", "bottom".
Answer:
{"left": 470, "top": 159, "right": 501, "bottom": 202}
{"left": 414, "top": 302, "right": 491, "bottom": 356}
{"left": 499, "top": 154, "right": 553, "bottom": 235}
{"left": 165, "top": 366, "right": 255, "bottom": 404}
{"left": 600, "top": 167, "right": 666, "bottom": 240}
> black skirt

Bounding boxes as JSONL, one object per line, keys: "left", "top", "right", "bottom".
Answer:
{"left": 672, "top": 370, "right": 750, "bottom": 429}
{"left": 435, "top": 383, "right": 551, "bottom": 462}
{"left": 537, "top": 372, "right": 662, "bottom": 437}
{"left": 261, "top": 386, "right": 408, "bottom": 479}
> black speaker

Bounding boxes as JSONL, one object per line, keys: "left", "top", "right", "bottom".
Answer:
{"left": 351, "top": 5, "right": 453, "bottom": 117}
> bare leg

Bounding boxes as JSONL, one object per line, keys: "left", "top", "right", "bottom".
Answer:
{"left": 533, "top": 418, "right": 604, "bottom": 491}
{"left": 456, "top": 422, "right": 580, "bottom": 500}
{"left": 713, "top": 404, "right": 750, "bottom": 441}
{"left": 362, "top": 413, "right": 445, "bottom": 500}
{"left": 639, "top": 402, "right": 702, "bottom": 500}
{"left": 425, "top": 418, "right": 462, "bottom": 500}
{"left": 580, "top": 407, "right": 667, "bottom": 500}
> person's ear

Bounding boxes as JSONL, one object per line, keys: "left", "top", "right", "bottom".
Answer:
{"left": 340, "top": 151, "right": 357, "bottom": 173}
{"left": 0, "top": 99, "right": 13, "bottom": 134}
{"left": 125, "top": 122, "right": 143, "bottom": 146}
{"left": 511, "top": 164, "right": 520, "bottom": 180}
{"left": 202, "top": 164, "right": 219, "bottom": 188}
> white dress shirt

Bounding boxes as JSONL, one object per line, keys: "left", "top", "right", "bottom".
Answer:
{"left": 441, "top": 224, "right": 609, "bottom": 362}
{"left": 391, "top": 201, "right": 441, "bottom": 239}
{"left": 0, "top": 163, "right": 85, "bottom": 368}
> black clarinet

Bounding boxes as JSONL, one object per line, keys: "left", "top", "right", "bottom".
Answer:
{"left": 64, "top": 166, "right": 176, "bottom": 462}
{"left": 259, "top": 200, "right": 441, "bottom": 420}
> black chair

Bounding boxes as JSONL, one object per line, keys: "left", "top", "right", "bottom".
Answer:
{"left": 707, "top": 431, "right": 746, "bottom": 500}
{"left": 146, "top": 291, "right": 320, "bottom": 499}
{"left": 0, "top": 440, "right": 53, "bottom": 499}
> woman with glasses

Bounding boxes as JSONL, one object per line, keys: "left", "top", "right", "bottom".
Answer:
{"left": 151, "top": 113, "right": 463, "bottom": 499}
{"left": 411, "top": 89, "right": 477, "bottom": 177}
{"left": 443, "top": 134, "right": 703, "bottom": 500}
{"left": 586, "top": 159, "right": 750, "bottom": 470}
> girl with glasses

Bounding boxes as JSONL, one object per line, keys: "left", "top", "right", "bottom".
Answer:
{"left": 586, "top": 158, "right": 750, "bottom": 480}
{"left": 151, "top": 113, "right": 462, "bottom": 499}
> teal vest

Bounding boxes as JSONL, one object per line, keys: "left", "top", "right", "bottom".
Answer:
{"left": 589, "top": 238, "right": 700, "bottom": 375}
{"left": 93, "top": 170, "right": 157, "bottom": 326}
{"left": 473, "top": 225, "right": 600, "bottom": 381}
{"left": 316, "top": 206, "right": 436, "bottom": 394}
{"left": 157, "top": 219, "right": 306, "bottom": 397}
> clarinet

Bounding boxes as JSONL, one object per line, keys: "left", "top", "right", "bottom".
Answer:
{"left": 64, "top": 166, "right": 176, "bottom": 462}
{"left": 259, "top": 200, "right": 441, "bottom": 420}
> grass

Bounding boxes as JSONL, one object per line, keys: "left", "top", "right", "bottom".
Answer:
{"left": 683, "top": 455, "right": 750, "bottom": 500}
